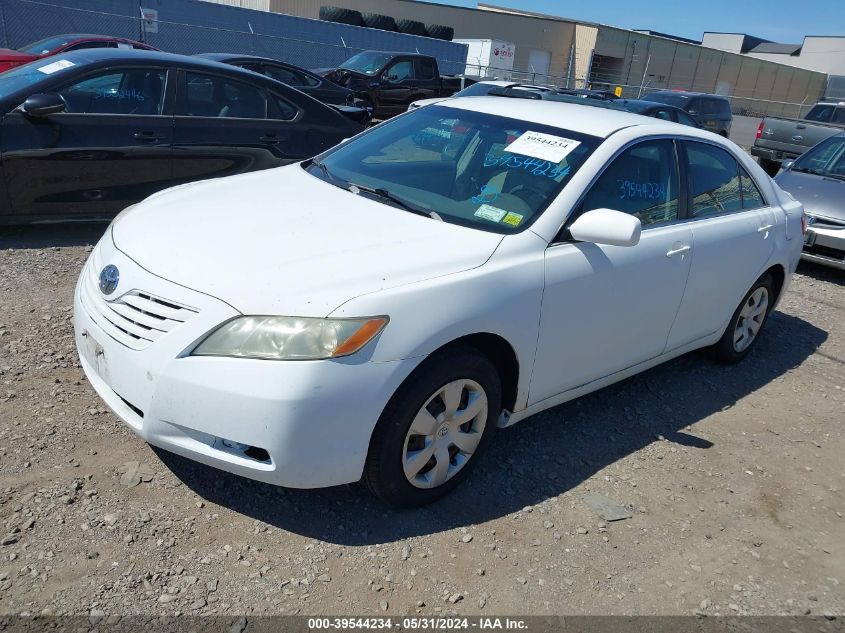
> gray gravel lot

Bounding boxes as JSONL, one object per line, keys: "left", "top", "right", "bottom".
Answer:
{"left": 0, "top": 223, "right": 843, "bottom": 618}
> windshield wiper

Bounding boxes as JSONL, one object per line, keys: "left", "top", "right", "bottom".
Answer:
{"left": 348, "top": 183, "right": 443, "bottom": 221}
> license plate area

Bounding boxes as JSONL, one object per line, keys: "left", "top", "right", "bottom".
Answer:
{"left": 80, "top": 329, "right": 109, "bottom": 381}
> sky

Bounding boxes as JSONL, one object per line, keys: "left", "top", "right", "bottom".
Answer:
{"left": 419, "top": 0, "right": 845, "bottom": 43}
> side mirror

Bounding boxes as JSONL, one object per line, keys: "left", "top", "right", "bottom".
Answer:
{"left": 781, "top": 159, "right": 795, "bottom": 171}
{"left": 569, "top": 208, "right": 641, "bottom": 247}
{"left": 21, "top": 93, "right": 66, "bottom": 117}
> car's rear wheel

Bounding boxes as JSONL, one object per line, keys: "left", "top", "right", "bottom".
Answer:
{"left": 363, "top": 346, "right": 501, "bottom": 507}
{"left": 710, "top": 274, "right": 774, "bottom": 364}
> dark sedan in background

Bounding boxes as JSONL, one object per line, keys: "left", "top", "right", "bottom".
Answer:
{"left": 0, "top": 49, "right": 365, "bottom": 224}
{"left": 0, "top": 34, "right": 158, "bottom": 73}
{"left": 195, "top": 53, "right": 356, "bottom": 106}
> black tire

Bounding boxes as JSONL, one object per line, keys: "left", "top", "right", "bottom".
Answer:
{"left": 362, "top": 12, "right": 396, "bottom": 31}
{"left": 425, "top": 24, "right": 455, "bottom": 40}
{"left": 395, "top": 18, "right": 428, "bottom": 37}
{"left": 709, "top": 273, "right": 775, "bottom": 364}
{"left": 363, "top": 346, "right": 501, "bottom": 508}
{"left": 758, "top": 157, "right": 780, "bottom": 177}
{"left": 318, "top": 6, "right": 364, "bottom": 27}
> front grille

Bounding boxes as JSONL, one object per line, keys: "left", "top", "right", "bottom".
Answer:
{"left": 80, "top": 258, "right": 198, "bottom": 350}
{"left": 809, "top": 215, "right": 845, "bottom": 230}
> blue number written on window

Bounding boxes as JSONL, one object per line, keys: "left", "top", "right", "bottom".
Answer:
{"left": 483, "top": 151, "right": 571, "bottom": 180}
{"left": 617, "top": 180, "right": 666, "bottom": 201}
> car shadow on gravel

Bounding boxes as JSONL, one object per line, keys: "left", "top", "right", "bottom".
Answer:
{"left": 154, "top": 310, "right": 826, "bottom": 545}
{"left": 0, "top": 222, "right": 107, "bottom": 250}
{"left": 797, "top": 260, "right": 845, "bottom": 287}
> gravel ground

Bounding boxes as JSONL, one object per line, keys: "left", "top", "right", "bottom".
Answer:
{"left": 0, "top": 223, "right": 843, "bottom": 618}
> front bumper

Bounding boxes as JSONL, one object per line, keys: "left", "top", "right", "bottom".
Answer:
{"left": 74, "top": 237, "right": 421, "bottom": 488}
{"left": 802, "top": 219, "right": 845, "bottom": 270}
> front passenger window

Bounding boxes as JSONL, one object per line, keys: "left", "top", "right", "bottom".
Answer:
{"left": 58, "top": 69, "right": 166, "bottom": 115}
{"left": 581, "top": 140, "right": 679, "bottom": 227}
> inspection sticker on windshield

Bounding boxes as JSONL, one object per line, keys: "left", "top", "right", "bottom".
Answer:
{"left": 474, "top": 204, "right": 507, "bottom": 223}
{"left": 504, "top": 131, "right": 580, "bottom": 163}
{"left": 502, "top": 212, "right": 524, "bottom": 227}
{"left": 37, "top": 59, "right": 74, "bottom": 74}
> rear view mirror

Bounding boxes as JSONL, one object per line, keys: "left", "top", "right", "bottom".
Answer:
{"left": 569, "top": 208, "right": 641, "bottom": 247}
{"left": 21, "top": 92, "right": 66, "bottom": 117}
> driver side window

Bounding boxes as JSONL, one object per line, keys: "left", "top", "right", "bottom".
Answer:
{"left": 57, "top": 68, "right": 166, "bottom": 115}
{"left": 385, "top": 61, "right": 413, "bottom": 83}
{"left": 581, "top": 139, "right": 680, "bottom": 227}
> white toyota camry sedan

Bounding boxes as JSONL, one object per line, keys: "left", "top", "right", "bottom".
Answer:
{"left": 74, "top": 97, "right": 805, "bottom": 507}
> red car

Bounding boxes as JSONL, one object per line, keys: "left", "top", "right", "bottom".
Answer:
{"left": 0, "top": 34, "right": 158, "bottom": 73}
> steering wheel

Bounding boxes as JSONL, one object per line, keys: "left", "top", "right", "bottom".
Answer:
{"left": 505, "top": 182, "right": 548, "bottom": 209}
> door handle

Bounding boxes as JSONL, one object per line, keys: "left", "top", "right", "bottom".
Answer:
{"left": 666, "top": 244, "right": 691, "bottom": 257}
{"left": 758, "top": 224, "right": 774, "bottom": 234}
{"left": 796, "top": 124, "right": 806, "bottom": 130}
{"left": 260, "top": 133, "right": 283, "bottom": 143}
{"left": 133, "top": 130, "right": 167, "bottom": 142}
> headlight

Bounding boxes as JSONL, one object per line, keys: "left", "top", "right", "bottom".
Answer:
{"left": 191, "top": 316, "right": 388, "bottom": 360}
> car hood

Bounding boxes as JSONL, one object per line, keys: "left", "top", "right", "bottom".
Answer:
{"left": 112, "top": 165, "right": 503, "bottom": 317}
{"left": 775, "top": 169, "right": 845, "bottom": 221}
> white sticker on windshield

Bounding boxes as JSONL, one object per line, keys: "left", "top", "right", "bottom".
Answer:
{"left": 505, "top": 131, "right": 581, "bottom": 164}
{"left": 37, "top": 59, "right": 75, "bottom": 74}
{"left": 474, "top": 204, "right": 507, "bottom": 223}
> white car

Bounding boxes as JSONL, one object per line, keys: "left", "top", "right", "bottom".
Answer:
{"left": 74, "top": 98, "right": 805, "bottom": 507}
{"left": 407, "top": 80, "right": 554, "bottom": 111}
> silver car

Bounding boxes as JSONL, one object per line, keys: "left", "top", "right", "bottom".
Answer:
{"left": 775, "top": 133, "right": 845, "bottom": 270}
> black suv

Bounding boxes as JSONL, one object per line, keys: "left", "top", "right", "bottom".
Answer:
{"left": 641, "top": 90, "right": 733, "bottom": 136}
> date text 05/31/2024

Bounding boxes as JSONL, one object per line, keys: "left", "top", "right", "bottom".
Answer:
{"left": 306, "top": 617, "right": 529, "bottom": 630}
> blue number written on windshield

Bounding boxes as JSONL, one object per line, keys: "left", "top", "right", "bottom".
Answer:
{"left": 484, "top": 151, "right": 572, "bottom": 180}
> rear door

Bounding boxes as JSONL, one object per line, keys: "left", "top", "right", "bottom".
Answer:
{"left": 411, "top": 58, "right": 439, "bottom": 102}
{"left": 172, "top": 69, "right": 308, "bottom": 184}
{"left": 1, "top": 65, "right": 174, "bottom": 220}
{"left": 665, "top": 140, "right": 777, "bottom": 349}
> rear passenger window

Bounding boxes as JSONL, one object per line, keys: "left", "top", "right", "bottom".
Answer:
{"left": 805, "top": 105, "right": 834, "bottom": 122}
{"left": 685, "top": 143, "right": 743, "bottom": 217}
{"left": 833, "top": 108, "right": 845, "bottom": 124}
{"left": 263, "top": 65, "right": 304, "bottom": 86}
{"left": 185, "top": 72, "right": 266, "bottom": 119}
{"left": 581, "top": 140, "right": 679, "bottom": 227}
{"left": 269, "top": 93, "right": 298, "bottom": 121}
{"left": 740, "top": 169, "right": 765, "bottom": 210}
{"left": 415, "top": 58, "right": 436, "bottom": 80}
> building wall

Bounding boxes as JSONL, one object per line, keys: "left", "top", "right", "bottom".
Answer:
{"left": 263, "top": 0, "right": 828, "bottom": 114}
{"left": 268, "top": 0, "right": 576, "bottom": 80}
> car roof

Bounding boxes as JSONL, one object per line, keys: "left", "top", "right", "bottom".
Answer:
{"left": 28, "top": 47, "right": 257, "bottom": 72}
{"left": 437, "top": 96, "right": 681, "bottom": 138}
{"left": 647, "top": 90, "right": 728, "bottom": 99}
{"left": 195, "top": 53, "right": 295, "bottom": 66}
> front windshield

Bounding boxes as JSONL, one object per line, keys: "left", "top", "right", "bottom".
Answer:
{"left": 19, "top": 36, "right": 77, "bottom": 55}
{"left": 792, "top": 136, "right": 845, "bottom": 179}
{"left": 307, "top": 105, "right": 601, "bottom": 233}
{"left": 642, "top": 92, "right": 688, "bottom": 107}
{"left": 339, "top": 51, "right": 392, "bottom": 76}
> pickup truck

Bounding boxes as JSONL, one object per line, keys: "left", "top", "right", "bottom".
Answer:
{"left": 315, "top": 51, "right": 470, "bottom": 120}
{"left": 752, "top": 101, "right": 845, "bottom": 175}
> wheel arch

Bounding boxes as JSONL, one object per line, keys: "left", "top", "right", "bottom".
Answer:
{"left": 762, "top": 262, "right": 786, "bottom": 307}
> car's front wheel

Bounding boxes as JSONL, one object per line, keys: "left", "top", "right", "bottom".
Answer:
{"left": 363, "top": 346, "right": 501, "bottom": 507}
{"left": 710, "top": 273, "right": 774, "bottom": 364}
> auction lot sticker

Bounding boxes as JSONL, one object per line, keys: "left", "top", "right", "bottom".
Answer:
{"left": 505, "top": 130, "right": 581, "bottom": 163}
{"left": 37, "top": 59, "right": 74, "bottom": 74}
